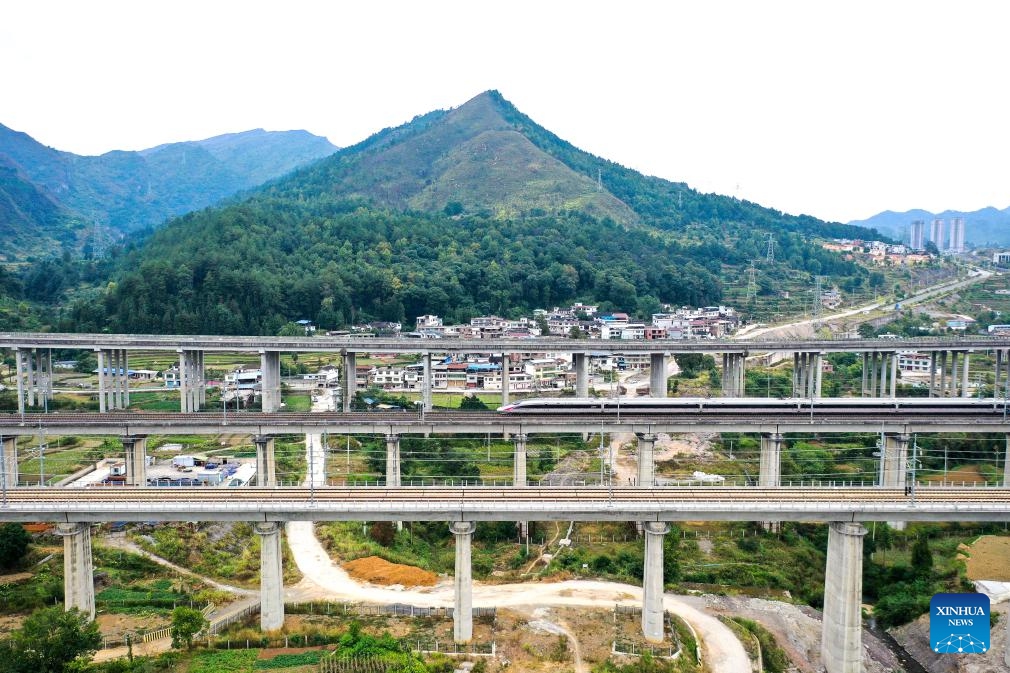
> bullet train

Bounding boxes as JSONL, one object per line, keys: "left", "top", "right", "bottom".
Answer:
{"left": 496, "top": 397, "right": 1009, "bottom": 414}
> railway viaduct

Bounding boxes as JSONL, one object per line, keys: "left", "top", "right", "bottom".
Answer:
{"left": 4, "top": 333, "right": 1010, "bottom": 671}
{"left": 5, "top": 332, "right": 1010, "bottom": 413}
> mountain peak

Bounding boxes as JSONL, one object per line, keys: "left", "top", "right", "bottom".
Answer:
{"left": 300, "top": 90, "right": 638, "bottom": 223}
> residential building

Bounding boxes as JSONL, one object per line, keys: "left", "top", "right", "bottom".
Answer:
{"left": 898, "top": 352, "right": 932, "bottom": 373}
{"left": 930, "top": 218, "right": 946, "bottom": 251}
{"left": 909, "top": 220, "right": 925, "bottom": 250}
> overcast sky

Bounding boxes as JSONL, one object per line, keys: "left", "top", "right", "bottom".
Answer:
{"left": 3, "top": 1, "right": 1008, "bottom": 223}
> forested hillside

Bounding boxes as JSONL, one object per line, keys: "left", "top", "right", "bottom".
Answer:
{"left": 0, "top": 124, "right": 337, "bottom": 257}
{"left": 54, "top": 91, "right": 877, "bottom": 334}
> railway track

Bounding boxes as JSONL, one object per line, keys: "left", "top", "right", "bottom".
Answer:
{"left": 5, "top": 486, "right": 1009, "bottom": 504}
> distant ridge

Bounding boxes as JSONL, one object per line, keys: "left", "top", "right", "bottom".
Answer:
{"left": 849, "top": 206, "right": 1010, "bottom": 246}
{"left": 0, "top": 123, "right": 338, "bottom": 257}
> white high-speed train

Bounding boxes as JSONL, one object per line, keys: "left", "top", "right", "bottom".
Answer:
{"left": 496, "top": 397, "right": 1008, "bottom": 414}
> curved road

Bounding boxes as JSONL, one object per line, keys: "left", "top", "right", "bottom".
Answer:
{"left": 285, "top": 395, "right": 750, "bottom": 672}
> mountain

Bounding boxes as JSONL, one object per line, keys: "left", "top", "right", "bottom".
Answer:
{"left": 0, "top": 156, "right": 83, "bottom": 255}
{"left": 64, "top": 91, "right": 883, "bottom": 335}
{"left": 0, "top": 124, "right": 338, "bottom": 256}
{"left": 849, "top": 206, "right": 1010, "bottom": 247}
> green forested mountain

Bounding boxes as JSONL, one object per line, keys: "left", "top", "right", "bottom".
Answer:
{"left": 0, "top": 124, "right": 337, "bottom": 257}
{"left": 63, "top": 91, "right": 881, "bottom": 335}
{"left": 0, "top": 156, "right": 84, "bottom": 254}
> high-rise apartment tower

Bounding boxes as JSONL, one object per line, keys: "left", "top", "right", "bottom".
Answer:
{"left": 948, "top": 217, "right": 965, "bottom": 253}
{"left": 929, "top": 218, "right": 946, "bottom": 251}
{"left": 909, "top": 220, "right": 925, "bottom": 250}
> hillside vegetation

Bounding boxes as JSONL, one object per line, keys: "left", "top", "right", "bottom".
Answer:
{"left": 57, "top": 91, "right": 875, "bottom": 334}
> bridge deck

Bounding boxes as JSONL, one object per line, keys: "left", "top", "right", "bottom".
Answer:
{"left": 2, "top": 486, "right": 1008, "bottom": 523}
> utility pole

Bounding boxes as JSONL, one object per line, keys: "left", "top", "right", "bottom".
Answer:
{"left": 766, "top": 233, "right": 775, "bottom": 263}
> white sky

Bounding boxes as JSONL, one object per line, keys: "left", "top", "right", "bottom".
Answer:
{"left": 2, "top": 0, "right": 1008, "bottom": 223}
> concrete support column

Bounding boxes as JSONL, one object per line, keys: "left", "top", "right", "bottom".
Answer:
{"left": 450, "top": 521, "right": 476, "bottom": 643}
{"left": 573, "top": 352, "right": 589, "bottom": 398}
{"left": 0, "top": 436, "right": 18, "bottom": 490}
{"left": 254, "top": 435, "right": 277, "bottom": 487}
{"left": 1002, "top": 434, "right": 1009, "bottom": 488}
{"left": 881, "top": 433, "right": 909, "bottom": 488}
{"left": 38, "top": 348, "right": 53, "bottom": 403}
{"left": 637, "top": 433, "right": 656, "bottom": 487}
{"left": 121, "top": 435, "right": 147, "bottom": 487}
{"left": 56, "top": 523, "right": 95, "bottom": 621}
{"left": 961, "top": 352, "right": 971, "bottom": 398}
{"left": 889, "top": 351, "right": 898, "bottom": 398}
{"left": 878, "top": 352, "right": 888, "bottom": 398}
{"left": 939, "top": 351, "right": 948, "bottom": 397}
{"left": 951, "top": 351, "right": 961, "bottom": 397}
{"left": 260, "top": 351, "right": 282, "bottom": 413}
{"left": 254, "top": 522, "right": 284, "bottom": 631}
{"left": 198, "top": 350, "right": 206, "bottom": 407}
{"left": 650, "top": 353, "right": 667, "bottom": 398}
{"left": 861, "top": 353, "right": 869, "bottom": 397}
{"left": 929, "top": 352, "right": 937, "bottom": 397}
{"left": 385, "top": 435, "right": 401, "bottom": 487}
{"left": 24, "top": 348, "right": 37, "bottom": 408}
{"left": 501, "top": 352, "right": 510, "bottom": 408}
{"left": 821, "top": 522, "right": 867, "bottom": 673}
{"left": 814, "top": 353, "right": 823, "bottom": 398}
{"left": 759, "top": 433, "right": 783, "bottom": 487}
{"left": 121, "top": 349, "right": 130, "bottom": 407}
{"left": 792, "top": 352, "right": 800, "bottom": 397}
{"left": 95, "top": 349, "right": 107, "bottom": 412}
{"left": 112, "top": 349, "right": 123, "bottom": 409}
{"left": 342, "top": 351, "right": 356, "bottom": 412}
{"left": 15, "top": 348, "right": 27, "bottom": 414}
{"left": 870, "top": 352, "right": 879, "bottom": 397}
{"left": 422, "top": 353, "right": 432, "bottom": 412}
{"left": 513, "top": 434, "right": 527, "bottom": 487}
{"left": 642, "top": 521, "right": 670, "bottom": 643}
{"left": 994, "top": 350, "right": 1003, "bottom": 397}
{"left": 179, "top": 349, "right": 203, "bottom": 413}
{"left": 882, "top": 433, "right": 909, "bottom": 530}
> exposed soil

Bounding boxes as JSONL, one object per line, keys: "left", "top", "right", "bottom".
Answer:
{"left": 962, "top": 536, "right": 1010, "bottom": 581}
{"left": 342, "top": 556, "right": 438, "bottom": 587}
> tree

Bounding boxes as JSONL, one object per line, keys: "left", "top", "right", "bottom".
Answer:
{"left": 0, "top": 607, "right": 101, "bottom": 673}
{"left": 911, "top": 537, "right": 933, "bottom": 578}
{"left": 459, "top": 395, "right": 489, "bottom": 411}
{"left": 170, "top": 606, "right": 207, "bottom": 650}
{"left": 0, "top": 523, "right": 31, "bottom": 569}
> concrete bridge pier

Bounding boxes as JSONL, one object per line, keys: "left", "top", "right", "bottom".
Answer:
{"left": 821, "top": 522, "right": 866, "bottom": 673}
{"left": 254, "top": 436, "right": 277, "bottom": 487}
{"left": 178, "top": 349, "right": 205, "bottom": 413}
{"left": 513, "top": 433, "right": 528, "bottom": 539}
{"left": 573, "top": 352, "right": 589, "bottom": 398}
{"left": 260, "top": 350, "right": 281, "bottom": 412}
{"left": 650, "top": 353, "right": 667, "bottom": 398}
{"left": 642, "top": 521, "right": 669, "bottom": 642}
{"left": 255, "top": 522, "right": 284, "bottom": 631}
{"left": 451, "top": 521, "right": 476, "bottom": 642}
{"left": 1003, "top": 435, "right": 1010, "bottom": 488}
{"left": 97, "top": 348, "right": 130, "bottom": 411}
{"left": 961, "top": 352, "right": 971, "bottom": 398}
{"left": 501, "top": 352, "right": 511, "bottom": 408}
{"left": 385, "top": 435, "right": 401, "bottom": 487}
{"left": 637, "top": 434, "right": 656, "bottom": 488}
{"left": 56, "top": 522, "right": 95, "bottom": 621}
{"left": 1, "top": 435, "right": 18, "bottom": 489}
{"left": 759, "top": 433, "right": 783, "bottom": 531}
{"left": 721, "top": 352, "right": 747, "bottom": 397}
{"left": 422, "top": 353, "right": 433, "bottom": 412}
{"left": 793, "top": 352, "right": 821, "bottom": 398}
{"left": 342, "top": 351, "right": 356, "bottom": 412}
{"left": 15, "top": 347, "right": 32, "bottom": 413}
{"left": 882, "top": 433, "right": 909, "bottom": 529}
{"left": 122, "top": 435, "right": 147, "bottom": 486}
